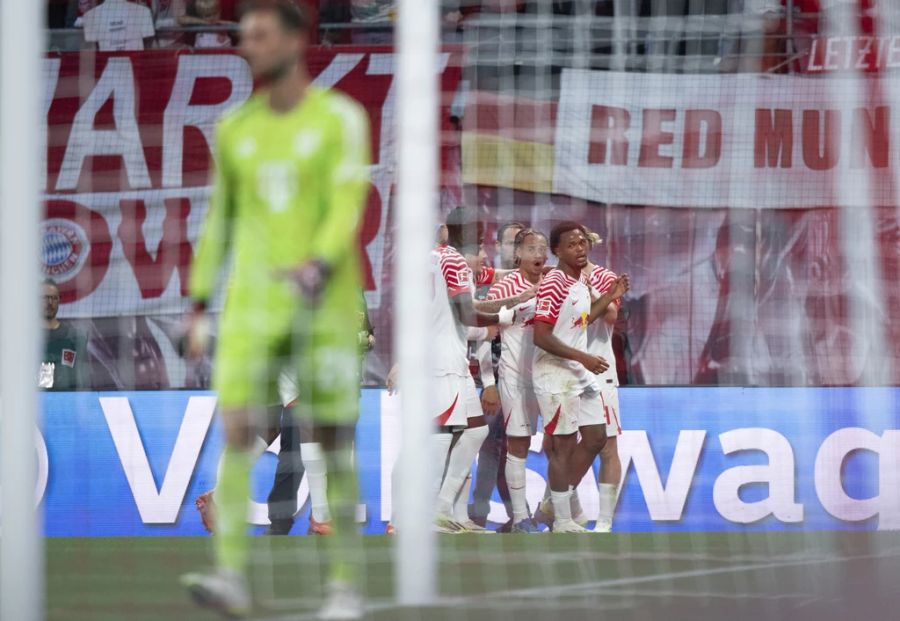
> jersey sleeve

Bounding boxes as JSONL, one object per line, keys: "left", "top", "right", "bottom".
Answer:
{"left": 475, "top": 266, "right": 495, "bottom": 286}
{"left": 189, "top": 121, "right": 234, "bottom": 303}
{"left": 309, "top": 96, "right": 372, "bottom": 268}
{"left": 592, "top": 268, "right": 622, "bottom": 308}
{"left": 441, "top": 252, "right": 473, "bottom": 297}
{"left": 534, "top": 272, "right": 567, "bottom": 326}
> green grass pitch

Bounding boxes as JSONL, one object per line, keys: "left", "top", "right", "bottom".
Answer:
{"left": 47, "top": 532, "right": 900, "bottom": 621}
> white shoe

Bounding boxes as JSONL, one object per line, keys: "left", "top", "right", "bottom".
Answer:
{"left": 181, "top": 569, "right": 251, "bottom": 618}
{"left": 572, "top": 511, "right": 589, "bottom": 527}
{"left": 319, "top": 581, "right": 363, "bottom": 620}
{"left": 434, "top": 513, "right": 466, "bottom": 534}
{"left": 592, "top": 519, "right": 612, "bottom": 533}
{"left": 552, "top": 519, "right": 589, "bottom": 533}
{"left": 459, "top": 519, "right": 495, "bottom": 534}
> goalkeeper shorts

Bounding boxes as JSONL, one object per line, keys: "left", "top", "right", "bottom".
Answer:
{"left": 213, "top": 309, "right": 360, "bottom": 425}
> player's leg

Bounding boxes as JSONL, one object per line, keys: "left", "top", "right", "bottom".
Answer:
{"left": 297, "top": 316, "right": 363, "bottom": 596}
{"left": 182, "top": 321, "right": 273, "bottom": 617}
{"left": 568, "top": 392, "right": 608, "bottom": 525}
{"left": 538, "top": 392, "right": 583, "bottom": 533}
{"left": 266, "top": 405, "right": 304, "bottom": 535}
{"left": 503, "top": 381, "right": 539, "bottom": 532}
{"left": 470, "top": 412, "right": 505, "bottom": 525}
{"left": 595, "top": 387, "right": 622, "bottom": 532}
{"left": 301, "top": 427, "right": 333, "bottom": 534}
{"left": 436, "top": 376, "right": 490, "bottom": 531}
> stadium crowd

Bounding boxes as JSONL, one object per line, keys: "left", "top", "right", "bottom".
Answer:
{"left": 44, "top": 0, "right": 892, "bottom": 59}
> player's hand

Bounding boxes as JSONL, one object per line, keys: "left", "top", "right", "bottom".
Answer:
{"left": 516, "top": 284, "right": 538, "bottom": 305}
{"left": 611, "top": 274, "right": 630, "bottom": 300}
{"left": 498, "top": 306, "right": 515, "bottom": 327}
{"left": 185, "top": 310, "right": 211, "bottom": 360}
{"left": 579, "top": 353, "right": 609, "bottom": 375}
{"left": 386, "top": 364, "right": 399, "bottom": 395}
{"left": 481, "top": 385, "right": 501, "bottom": 416}
{"left": 281, "top": 259, "right": 331, "bottom": 304}
{"left": 367, "top": 333, "right": 376, "bottom": 351}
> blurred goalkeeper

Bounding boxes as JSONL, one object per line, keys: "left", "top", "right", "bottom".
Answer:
{"left": 180, "top": 1, "right": 371, "bottom": 618}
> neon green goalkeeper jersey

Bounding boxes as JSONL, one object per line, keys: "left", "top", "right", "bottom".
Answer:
{"left": 190, "top": 86, "right": 371, "bottom": 411}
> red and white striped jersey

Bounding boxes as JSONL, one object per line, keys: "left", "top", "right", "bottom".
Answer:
{"left": 532, "top": 268, "right": 598, "bottom": 395}
{"left": 487, "top": 270, "right": 539, "bottom": 388}
{"left": 431, "top": 245, "right": 474, "bottom": 376}
{"left": 475, "top": 265, "right": 496, "bottom": 287}
{"left": 586, "top": 264, "right": 620, "bottom": 386}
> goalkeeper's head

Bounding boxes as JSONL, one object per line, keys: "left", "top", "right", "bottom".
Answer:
{"left": 239, "top": 0, "right": 312, "bottom": 84}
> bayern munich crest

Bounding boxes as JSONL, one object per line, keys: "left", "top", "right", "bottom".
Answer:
{"left": 42, "top": 218, "right": 89, "bottom": 282}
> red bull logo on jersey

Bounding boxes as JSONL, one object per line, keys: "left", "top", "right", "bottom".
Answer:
{"left": 572, "top": 311, "right": 589, "bottom": 330}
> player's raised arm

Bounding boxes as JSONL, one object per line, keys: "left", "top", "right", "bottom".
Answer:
{"left": 587, "top": 273, "right": 629, "bottom": 325}
{"left": 450, "top": 290, "right": 512, "bottom": 327}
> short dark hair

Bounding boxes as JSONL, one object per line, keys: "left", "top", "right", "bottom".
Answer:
{"left": 239, "top": 0, "right": 310, "bottom": 33}
{"left": 445, "top": 207, "right": 482, "bottom": 251}
{"left": 549, "top": 221, "right": 587, "bottom": 254}
{"left": 496, "top": 221, "right": 526, "bottom": 244}
{"left": 446, "top": 206, "right": 479, "bottom": 228}
{"left": 42, "top": 278, "right": 59, "bottom": 291}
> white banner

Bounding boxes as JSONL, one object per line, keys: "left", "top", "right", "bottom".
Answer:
{"left": 553, "top": 70, "right": 899, "bottom": 209}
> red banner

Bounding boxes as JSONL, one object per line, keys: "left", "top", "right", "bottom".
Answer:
{"left": 43, "top": 47, "right": 462, "bottom": 318}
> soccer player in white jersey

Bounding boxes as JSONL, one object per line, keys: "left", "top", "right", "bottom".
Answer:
{"left": 571, "top": 232, "right": 629, "bottom": 532}
{"left": 532, "top": 222, "right": 627, "bottom": 533}
{"left": 431, "top": 209, "right": 518, "bottom": 533}
{"left": 486, "top": 228, "right": 549, "bottom": 533}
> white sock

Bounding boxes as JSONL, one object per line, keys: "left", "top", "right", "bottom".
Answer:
{"left": 505, "top": 454, "right": 528, "bottom": 523}
{"left": 301, "top": 442, "right": 330, "bottom": 522}
{"left": 216, "top": 436, "right": 268, "bottom": 489}
{"left": 570, "top": 488, "right": 584, "bottom": 519}
{"left": 597, "top": 483, "right": 618, "bottom": 524}
{"left": 453, "top": 474, "right": 472, "bottom": 522}
{"left": 437, "top": 425, "right": 489, "bottom": 516}
{"left": 432, "top": 432, "right": 454, "bottom": 499}
{"left": 550, "top": 489, "right": 572, "bottom": 522}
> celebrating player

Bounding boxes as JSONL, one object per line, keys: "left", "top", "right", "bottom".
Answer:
{"left": 570, "top": 231, "right": 629, "bottom": 531}
{"left": 531, "top": 222, "right": 626, "bottom": 533}
{"left": 180, "top": 2, "right": 371, "bottom": 618}
{"left": 486, "top": 228, "right": 549, "bottom": 533}
{"left": 431, "top": 209, "right": 517, "bottom": 533}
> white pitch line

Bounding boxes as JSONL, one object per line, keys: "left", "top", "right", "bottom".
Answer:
{"left": 253, "top": 549, "right": 900, "bottom": 621}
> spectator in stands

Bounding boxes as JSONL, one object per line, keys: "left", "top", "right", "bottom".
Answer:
{"left": 350, "top": 0, "right": 394, "bottom": 43}
{"left": 152, "top": 0, "right": 189, "bottom": 47}
{"left": 41, "top": 280, "right": 89, "bottom": 391}
{"left": 179, "top": 0, "right": 236, "bottom": 47}
{"left": 82, "top": 0, "right": 156, "bottom": 51}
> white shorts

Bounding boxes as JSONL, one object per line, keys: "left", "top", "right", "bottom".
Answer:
{"left": 434, "top": 374, "right": 469, "bottom": 428}
{"left": 498, "top": 379, "right": 540, "bottom": 437}
{"left": 576, "top": 390, "right": 606, "bottom": 429}
{"left": 536, "top": 391, "right": 581, "bottom": 436}
{"left": 599, "top": 384, "right": 622, "bottom": 437}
